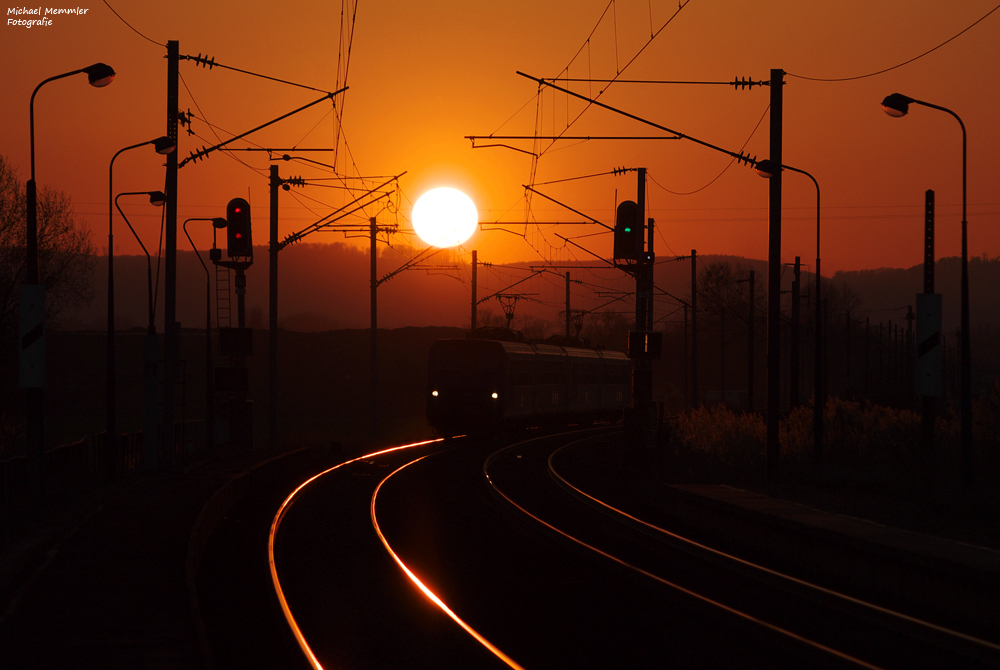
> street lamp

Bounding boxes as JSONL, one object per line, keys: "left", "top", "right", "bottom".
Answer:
{"left": 183, "top": 216, "right": 227, "bottom": 457}
{"left": 24, "top": 62, "right": 114, "bottom": 503}
{"left": 115, "top": 191, "right": 166, "bottom": 333}
{"left": 116, "top": 190, "right": 165, "bottom": 471}
{"left": 107, "top": 137, "right": 175, "bottom": 454}
{"left": 755, "top": 159, "right": 824, "bottom": 465}
{"left": 28, "top": 63, "right": 116, "bottom": 282}
{"left": 881, "top": 92, "right": 972, "bottom": 485}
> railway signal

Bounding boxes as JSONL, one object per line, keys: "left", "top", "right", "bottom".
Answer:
{"left": 226, "top": 197, "right": 252, "bottom": 257}
{"left": 614, "top": 199, "right": 642, "bottom": 261}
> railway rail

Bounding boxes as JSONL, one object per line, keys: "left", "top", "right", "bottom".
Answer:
{"left": 266, "top": 429, "right": 1000, "bottom": 669}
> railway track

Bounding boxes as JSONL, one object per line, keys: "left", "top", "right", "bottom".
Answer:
{"left": 266, "top": 430, "right": 1000, "bottom": 668}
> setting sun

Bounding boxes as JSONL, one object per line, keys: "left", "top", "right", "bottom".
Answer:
{"left": 411, "top": 187, "right": 478, "bottom": 248}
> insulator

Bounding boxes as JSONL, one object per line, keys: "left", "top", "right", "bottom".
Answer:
{"left": 189, "top": 53, "right": 216, "bottom": 69}
{"left": 731, "top": 76, "right": 762, "bottom": 90}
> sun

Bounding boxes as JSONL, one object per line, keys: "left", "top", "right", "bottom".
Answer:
{"left": 412, "top": 187, "right": 478, "bottom": 248}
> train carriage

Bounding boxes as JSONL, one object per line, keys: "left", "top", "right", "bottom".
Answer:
{"left": 426, "top": 338, "right": 630, "bottom": 437}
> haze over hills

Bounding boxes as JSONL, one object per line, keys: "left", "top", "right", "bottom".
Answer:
{"left": 57, "top": 242, "right": 1000, "bottom": 338}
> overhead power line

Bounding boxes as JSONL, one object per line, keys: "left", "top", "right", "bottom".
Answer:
{"left": 788, "top": 3, "right": 1000, "bottom": 82}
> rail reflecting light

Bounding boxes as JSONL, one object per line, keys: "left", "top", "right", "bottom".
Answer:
{"left": 372, "top": 457, "right": 526, "bottom": 670}
{"left": 269, "top": 438, "right": 443, "bottom": 670}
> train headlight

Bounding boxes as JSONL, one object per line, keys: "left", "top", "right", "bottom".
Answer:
{"left": 431, "top": 390, "right": 439, "bottom": 397}
{"left": 491, "top": 392, "right": 498, "bottom": 399}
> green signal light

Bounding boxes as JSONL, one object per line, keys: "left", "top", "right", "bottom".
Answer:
{"left": 624, "top": 227, "right": 631, "bottom": 233}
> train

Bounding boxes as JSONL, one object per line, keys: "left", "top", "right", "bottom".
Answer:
{"left": 426, "top": 336, "right": 632, "bottom": 437}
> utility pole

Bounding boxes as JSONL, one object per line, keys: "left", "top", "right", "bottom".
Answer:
{"left": 565, "top": 271, "right": 571, "bottom": 338}
{"left": 370, "top": 217, "right": 378, "bottom": 441}
{"left": 720, "top": 304, "right": 726, "bottom": 406}
{"left": 917, "top": 189, "right": 941, "bottom": 454}
{"left": 747, "top": 270, "right": 755, "bottom": 413}
{"left": 633, "top": 168, "right": 656, "bottom": 450}
{"left": 683, "top": 303, "right": 689, "bottom": 410}
{"left": 691, "top": 249, "right": 699, "bottom": 408}
{"left": 162, "top": 40, "right": 180, "bottom": 470}
{"left": 269, "top": 165, "right": 279, "bottom": 453}
{"left": 790, "top": 257, "right": 800, "bottom": 408}
{"left": 471, "top": 250, "right": 477, "bottom": 331}
{"left": 766, "top": 68, "right": 784, "bottom": 483}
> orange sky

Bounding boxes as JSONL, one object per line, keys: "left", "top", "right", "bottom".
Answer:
{"left": 3, "top": 0, "right": 998, "bottom": 278}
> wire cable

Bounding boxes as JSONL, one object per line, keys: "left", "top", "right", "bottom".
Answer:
{"left": 788, "top": 3, "right": 1000, "bottom": 82}
{"left": 101, "top": 0, "right": 164, "bottom": 47}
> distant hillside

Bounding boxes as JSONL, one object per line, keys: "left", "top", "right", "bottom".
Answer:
{"left": 832, "top": 255, "right": 1000, "bottom": 333}
{"left": 55, "top": 243, "right": 1000, "bottom": 338}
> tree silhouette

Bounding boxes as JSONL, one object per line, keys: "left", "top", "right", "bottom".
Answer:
{"left": 0, "top": 155, "right": 96, "bottom": 335}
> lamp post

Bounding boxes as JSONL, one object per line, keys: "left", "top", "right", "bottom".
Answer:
{"left": 107, "top": 137, "right": 174, "bottom": 464}
{"left": 116, "top": 190, "right": 166, "bottom": 470}
{"left": 184, "top": 217, "right": 227, "bottom": 458}
{"left": 881, "top": 93, "right": 972, "bottom": 486}
{"left": 24, "top": 62, "right": 115, "bottom": 503}
{"left": 115, "top": 191, "right": 167, "bottom": 333}
{"left": 755, "top": 159, "right": 823, "bottom": 465}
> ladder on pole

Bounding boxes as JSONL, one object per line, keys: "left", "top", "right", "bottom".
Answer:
{"left": 215, "top": 264, "right": 232, "bottom": 329}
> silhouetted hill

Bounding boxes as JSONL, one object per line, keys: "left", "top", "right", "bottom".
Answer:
{"left": 833, "top": 255, "right": 1000, "bottom": 333}
{"left": 55, "top": 244, "right": 1000, "bottom": 339}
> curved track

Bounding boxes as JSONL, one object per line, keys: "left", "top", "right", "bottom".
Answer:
{"left": 269, "top": 431, "right": 1000, "bottom": 669}
{"left": 486, "top": 431, "right": 1000, "bottom": 669}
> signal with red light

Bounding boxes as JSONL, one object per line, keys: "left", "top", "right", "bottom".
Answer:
{"left": 226, "top": 197, "right": 252, "bottom": 257}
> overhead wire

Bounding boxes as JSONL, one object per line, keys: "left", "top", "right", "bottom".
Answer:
{"left": 787, "top": 3, "right": 1000, "bottom": 82}
{"left": 102, "top": 0, "right": 164, "bottom": 47}
{"left": 646, "top": 102, "right": 769, "bottom": 196}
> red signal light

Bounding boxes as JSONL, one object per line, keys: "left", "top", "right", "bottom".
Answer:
{"left": 226, "top": 197, "right": 252, "bottom": 258}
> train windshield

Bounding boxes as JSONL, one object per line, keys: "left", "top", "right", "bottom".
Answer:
{"left": 429, "top": 341, "right": 502, "bottom": 374}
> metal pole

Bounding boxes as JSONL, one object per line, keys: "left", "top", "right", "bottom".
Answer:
{"left": 565, "top": 271, "right": 571, "bottom": 338}
{"left": 720, "top": 305, "right": 726, "bottom": 406}
{"left": 921, "top": 189, "right": 936, "bottom": 453}
{"left": 269, "top": 164, "right": 279, "bottom": 453}
{"left": 958, "top": 114, "right": 972, "bottom": 488}
{"left": 471, "top": 250, "right": 477, "bottom": 331}
{"left": 814, "top": 182, "right": 823, "bottom": 466}
{"left": 691, "top": 249, "right": 698, "bottom": 408}
{"left": 163, "top": 40, "right": 180, "bottom": 470}
{"left": 766, "top": 68, "right": 784, "bottom": 483}
{"left": 182, "top": 218, "right": 215, "bottom": 455}
{"left": 647, "top": 217, "right": 655, "bottom": 331}
{"left": 683, "top": 303, "right": 689, "bottom": 410}
{"left": 205, "top": 268, "right": 213, "bottom": 453}
{"left": 370, "top": 217, "right": 377, "bottom": 441}
{"left": 748, "top": 270, "right": 755, "bottom": 413}
{"left": 791, "top": 257, "right": 800, "bottom": 409}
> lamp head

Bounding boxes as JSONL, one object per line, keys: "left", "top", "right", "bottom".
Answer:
{"left": 754, "top": 159, "right": 778, "bottom": 178}
{"left": 153, "top": 136, "right": 176, "bottom": 155}
{"left": 212, "top": 217, "right": 228, "bottom": 229}
{"left": 83, "top": 63, "right": 116, "bottom": 88}
{"left": 881, "top": 93, "right": 913, "bottom": 118}
{"left": 148, "top": 191, "right": 167, "bottom": 207}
